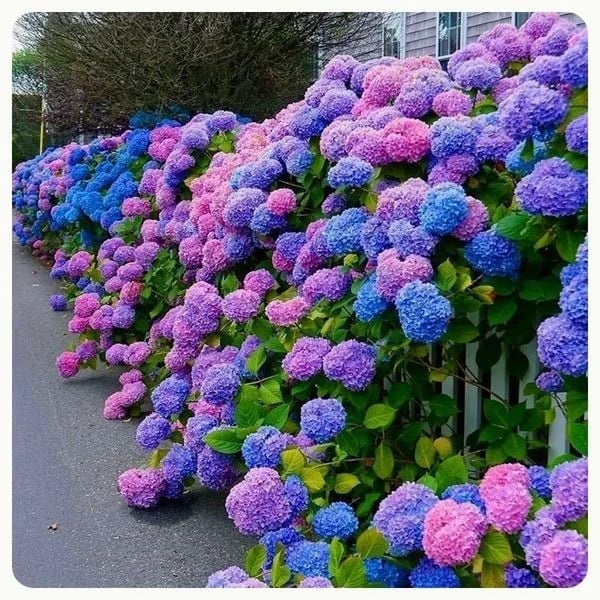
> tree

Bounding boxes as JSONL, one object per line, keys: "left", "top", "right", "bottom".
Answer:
{"left": 15, "top": 12, "right": 382, "bottom": 137}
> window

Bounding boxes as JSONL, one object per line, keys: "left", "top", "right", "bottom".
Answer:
{"left": 437, "top": 12, "right": 463, "bottom": 59}
{"left": 513, "top": 12, "right": 531, "bottom": 28}
{"left": 383, "top": 13, "right": 405, "bottom": 58}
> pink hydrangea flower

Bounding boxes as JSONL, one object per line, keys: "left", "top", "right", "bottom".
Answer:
{"left": 423, "top": 499, "right": 487, "bottom": 566}
{"left": 56, "top": 351, "right": 80, "bottom": 378}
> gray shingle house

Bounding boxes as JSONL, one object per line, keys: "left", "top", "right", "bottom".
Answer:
{"left": 319, "top": 12, "right": 585, "bottom": 71}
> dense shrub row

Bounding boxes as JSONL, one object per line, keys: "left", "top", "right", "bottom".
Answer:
{"left": 13, "top": 12, "right": 587, "bottom": 588}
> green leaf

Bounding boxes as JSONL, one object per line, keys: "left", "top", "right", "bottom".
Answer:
{"left": 479, "top": 424, "right": 508, "bottom": 443}
{"left": 251, "top": 317, "right": 273, "bottom": 341}
{"left": 246, "top": 346, "right": 266, "bottom": 376}
{"left": 356, "top": 528, "right": 389, "bottom": 559}
{"left": 435, "top": 455, "right": 468, "bottom": 492}
{"left": 270, "top": 548, "right": 291, "bottom": 587}
{"left": 445, "top": 317, "right": 479, "bottom": 343}
{"left": 502, "top": 433, "right": 527, "bottom": 459}
{"left": 481, "top": 562, "right": 506, "bottom": 588}
{"left": 364, "top": 404, "right": 397, "bottom": 429}
{"left": 476, "top": 334, "right": 503, "bottom": 371}
{"left": 519, "top": 276, "right": 561, "bottom": 302}
{"left": 436, "top": 259, "right": 457, "bottom": 292}
{"left": 240, "top": 383, "right": 259, "bottom": 403}
{"left": 258, "top": 379, "right": 283, "bottom": 405}
{"left": 203, "top": 428, "right": 243, "bottom": 454}
{"left": 244, "top": 544, "right": 267, "bottom": 577}
{"left": 373, "top": 443, "right": 394, "bottom": 479}
{"left": 433, "top": 437, "right": 453, "bottom": 459}
{"left": 486, "top": 444, "right": 507, "bottom": 465}
{"left": 566, "top": 390, "right": 587, "bottom": 422}
{"left": 483, "top": 399, "right": 510, "bottom": 428}
{"left": 418, "top": 473, "right": 438, "bottom": 492}
{"left": 328, "top": 538, "right": 345, "bottom": 578}
{"left": 487, "top": 298, "right": 517, "bottom": 327}
{"left": 480, "top": 530, "right": 513, "bottom": 565}
{"left": 507, "top": 348, "right": 529, "bottom": 379}
{"left": 281, "top": 448, "right": 306, "bottom": 475}
{"left": 262, "top": 404, "right": 290, "bottom": 429}
{"left": 235, "top": 396, "right": 259, "bottom": 428}
{"left": 300, "top": 467, "right": 326, "bottom": 492}
{"left": 356, "top": 492, "right": 382, "bottom": 518}
{"left": 568, "top": 422, "right": 588, "bottom": 455}
{"left": 556, "top": 230, "right": 585, "bottom": 263}
{"left": 429, "top": 394, "right": 458, "bottom": 418}
{"left": 495, "top": 214, "right": 530, "bottom": 240}
{"left": 334, "top": 473, "right": 361, "bottom": 494}
{"left": 148, "top": 448, "right": 168, "bottom": 468}
{"left": 415, "top": 437, "right": 437, "bottom": 469}
{"left": 335, "top": 556, "right": 366, "bottom": 588}
{"left": 387, "top": 382, "right": 412, "bottom": 408}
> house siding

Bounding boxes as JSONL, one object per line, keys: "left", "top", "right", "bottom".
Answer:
{"left": 404, "top": 12, "right": 437, "bottom": 57}
{"left": 466, "top": 12, "right": 512, "bottom": 43}
{"left": 319, "top": 12, "right": 586, "bottom": 73}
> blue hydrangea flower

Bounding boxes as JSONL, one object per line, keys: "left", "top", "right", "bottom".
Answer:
{"left": 200, "top": 364, "right": 241, "bottom": 405}
{"left": 283, "top": 475, "right": 309, "bottom": 516}
{"left": 565, "top": 113, "right": 587, "bottom": 155}
{"left": 515, "top": 158, "right": 587, "bottom": 217}
{"left": 327, "top": 157, "right": 374, "bottom": 188}
{"left": 409, "top": 558, "right": 460, "bottom": 588}
{"left": 151, "top": 375, "right": 190, "bottom": 417}
{"left": 528, "top": 465, "right": 551, "bottom": 500}
{"left": 324, "top": 207, "right": 369, "bottom": 255}
{"left": 287, "top": 541, "right": 330, "bottom": 578}
{"left": 354, "top": 275, "right": 389, "bottom": 323}
{"left": 505, "top": 565, "right": 539, "bottom": 588}
{"left": 250, "top": 203, "right": 287, "bottom": 235}
{"left": 360, "top": 216, "right": 391, "bottom": 260}
{"left": 196, "top": 446, "right": 238, "bottom": 491}
{"left": 285, "top": 149, "right": 314, "bottom": 176}
{"left": 49, "top": 294, "right": 68, "bottom": 311}
{"left": 365, "top": 558, "right": 410, "bottom": 587}
{"left": 300, "top": 398, "right": 346, "bottom": 443}
{"left": 419, "top": 183, "right": 468, "bottom": 236}
{"left": 312, "top": 502, "right": 358, "bottom": 540}
{"left": 464, "top": 230, "right": 521, "bottom": 278}
{"left": 372, "top": 483, "right": 438, "bottom": 557}
{"left": 136, "top": 413, "right": 172, "bottom": 450}
{"left": 242, "top": 426, "right": 288, "bottom": 469}
{"left": 441, "top": 483, "right": 486, "bottom": 514}
{"left": 396, "top": 281, "right": 452, "bottom": 343}
{"left": 388, "top": 219, "right": 438, "bottom": 258}
{"left": 537, "top": 315, "right": 587, "bottom": 377}
{"left": 184, "top": 414, "right": 219, "bottom": 453}
{"left": 535, "top": 371, "right": 564, "bottom": 393}
{"left": 161, "top": 443, "right": 197, "bottom": 499}
{"left": 259, "top": 527, "right": 303, "bottom": 567}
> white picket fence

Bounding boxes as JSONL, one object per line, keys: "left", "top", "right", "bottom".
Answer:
{"left": 429, "top": 316, "right": 569, "bottom": 464}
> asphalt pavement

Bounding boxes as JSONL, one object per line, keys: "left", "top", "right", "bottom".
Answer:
{"left": 12, "top": 243, "right": 250, "bottom": 587}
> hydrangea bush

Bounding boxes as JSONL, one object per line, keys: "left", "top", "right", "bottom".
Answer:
{"left": 13, "top": 12, "right": 587, "bottom": 588}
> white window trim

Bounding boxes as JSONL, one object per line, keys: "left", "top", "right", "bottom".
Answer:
{"left": 381, "top": 12, "right": 406, "bottom": 59}
{"left": 435, "top": 11, "right": 468, "bottom": 60}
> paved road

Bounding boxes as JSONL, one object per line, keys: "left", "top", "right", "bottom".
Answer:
{"left": 12, "top": 244, "right": 250, "bottom": 587}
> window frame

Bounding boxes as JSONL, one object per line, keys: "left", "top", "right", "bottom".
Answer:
{"left": 512, "top": 12, "right": 532, "bottom": 28}
{"left": 435, "top": 11, "right": 467, "bottom": 61}
{"left": 381, "top": 12, "right": 406, "bottom": 59}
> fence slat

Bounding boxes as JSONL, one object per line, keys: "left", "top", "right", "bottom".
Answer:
{"left": 463, "top": 315, "right": 481, "bottom": 444}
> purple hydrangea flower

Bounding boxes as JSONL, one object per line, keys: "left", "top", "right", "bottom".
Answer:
{"left": 515, "top": 157, "right": 587, "bottom": 217}
{"left": 201, "top": 364, "right": 241, "bottom": 406}
{"left": 322, "top": 340, "right": 376, "bottom": 391}
{"left": 117, "top": 468, "right": 165, "bottom": 509}
{"left": 136, "top": 413, "right": 172, "bottom": 450}
{"left": 282, "top": 337, "right": 331, "bottom": 381}
{"left": 300, "top": 398, "right": 346, "bottom": 443}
